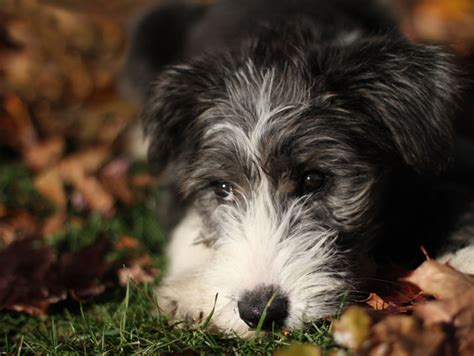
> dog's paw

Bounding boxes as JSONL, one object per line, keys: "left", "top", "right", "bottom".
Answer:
{"left": 154, "top": 281, "right": 208, "bottom": 325}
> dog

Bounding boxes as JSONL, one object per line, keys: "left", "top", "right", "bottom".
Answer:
{"left": 121, "top": 0, "right": 474, "bottom": 337}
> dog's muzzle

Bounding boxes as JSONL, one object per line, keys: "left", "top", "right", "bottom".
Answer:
{"left": 237, "top": 285, "right": 289, "bottom": 330}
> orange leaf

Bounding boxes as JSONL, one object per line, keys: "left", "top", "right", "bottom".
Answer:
{"left": 366, "top": 293, "right": 390, "bottom": 311}
{"left": 23, "top": 136, "right": 65, "bottom": 171}
{"left": 73, "top": 176, "right": 114, "bottom": 215}
{"left": 34, "top": 168, "right": 67, "bottom": 211}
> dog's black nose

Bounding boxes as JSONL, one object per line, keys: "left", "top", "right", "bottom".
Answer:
{"left": 237, "top": 285, "right": 288, "bottom": 330}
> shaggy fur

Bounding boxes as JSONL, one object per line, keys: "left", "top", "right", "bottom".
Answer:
{"left": 122, "top": 0, "right": 474, "bottom": 337}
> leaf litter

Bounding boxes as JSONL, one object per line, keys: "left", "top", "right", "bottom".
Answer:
{"left": 0, "top": 0, "right": 157, "bottom": 319}
{"left": 333, "top": 260, "right": 474, "bottom": 355}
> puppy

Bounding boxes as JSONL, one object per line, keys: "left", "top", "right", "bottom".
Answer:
{"left": 122, "top": 0, "right": 474, "bottom": 336}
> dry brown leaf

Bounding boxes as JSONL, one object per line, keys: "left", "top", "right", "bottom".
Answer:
{"left": 413, "top": 0, "right": 474, "bottom": 41}
{"left": 0, "top": 204, "right": 6, "bottom": 218}
{"left": 370, "top": 315, "right": 448, "bottom": 356}
{"left": 1, "top": 51, "right": 38, "bottom": 95}
{"left": 0, "top": 93, "right": 37, "bottom": 151}
{"left": 364, "top": 290, "right": 428, "bottom": 313}
{"left": 115, "top": 235, "right": 140, "bottom": 250}
{"left": 23, "top": 136, "right": 65, "bottom": 171}
{"left": 34, "top": 168, "right": 67, "bottom": 211}
{"left": 73, "top": 175, "right": 115, "bottom": 215}
{"left": 58, "top": 158, "right": 86, "bottom": 184}
{"left": 62, "top": 146, "right": 110, "bottom": 176}
{"left": 415, "top": 289, "right": 474, "bottom": 355}
{"left": 0, "top": 224, "right": 15, "bottom": 246}
{"left": 10, "top": 293, "right": 67, "bottom": 317}
{"left": 395, "top": 0, "right": 474, "bottom": 56}
{"left": 70, "top": 98, "right": 136, "bottom": 145}
{"left": 274, "top": 343, "right": 322, "bottom": 356}
{"left": 0, "top": 239, "right": 64, "bottom": 317}
{"left": 404, "top": 260, "right": 474, "bottom": 299}
{"left": 415, "top": 289, "right": 474, "bottom": 326}
{"left": 332, "top": 306, "right": 372, "bottom": 351}
{"left": 1, "top": 210, "right": 40, "bottom": 241}
{"left": 118, "top": 255, "right": 159, "bottom": 286}
{"left": 366, "top": 293, "right": 390, "bottom": 311}
{"left": 41, "top": 212, "right": 66, "bottom": 236}
{"left": 58, "top": 146, "right": 110, "bottom": 186}
{"left": 55, "top": 236, "right": 113, "bottom": 301}
{"left": 2, "top": 0, "right": 126, "bottom": 101}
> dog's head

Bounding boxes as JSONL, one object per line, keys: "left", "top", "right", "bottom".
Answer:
{"left": 144, "top": 26, "right": 459, "bottom": 334}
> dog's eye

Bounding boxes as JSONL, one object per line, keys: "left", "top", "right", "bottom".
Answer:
{"left": 301, "top": 171, "right": 325, "bottom": 194}
{"left": 213, "top": 181, "right": 233, "bottom": 200}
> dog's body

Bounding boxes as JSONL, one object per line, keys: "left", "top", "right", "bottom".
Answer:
{"left": 122, "top": 0, "right": 474, "bottom": 336}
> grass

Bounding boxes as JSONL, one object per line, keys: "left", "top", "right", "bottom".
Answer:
{"left": 0, "top": 156, "right": 338, "bottom": 355}
{"left": 1, "top": 284, "right": 336, "bottom": 354}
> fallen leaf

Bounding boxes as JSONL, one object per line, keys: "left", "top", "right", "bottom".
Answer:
{"left": 0, "top": 224, "right": 15, "bottom": 246}
{"left": 58, "top": 158, "right": 86, "bottom": 185}
{"left": 41, "top": 212, "right": 66, "bottom": 236}
{"left": 0, "top": 237, "right": 119, "bottom": 315}
{"left": 365, "top": 291, "right": 428, "bottom": 313}
{"left": 415, "top": 289, "right": 474, "bottom": 355}
{"left": 34, "top": 168, "right": 67, "bottom": 211}
{"left": 0, "top": 239, "right": 63, "bottom": 316}
{"left": 274, "top": 343, "right": 322, "bottom": 356}
{"left": 364, "top": 263, "right": 429, "bottom": 313}
{"left": 0, "top": 204, "right": 6, "bottom": 218}
{"left": 54, "top": 236, "right": 112, "bottom": 301}
{"left": 404, "top": 260, "right": 474, "bottom": 299}
{"left": 23, "top": 136, "right": 64, "bottom": 171}
{"left": 59, "top": 146, "right": 110, "bottom": 181}
{"left": 73, "top": 175, "right": 115, "bottom": 215}
{"left": 370, "top": 315, "right": 448, "bottom": 356}
{"left": 118, "top": 255, "right": 159, "bottom": 286}
{"left": 366, "top": 293, "right": 390, "bottom": 311}
{"left": 0, "top": 210, "right": 40, "bottom": 242}
{"left": 395, "top": 0, "right": 474, "bottom": 56}
{"left": 0, "top": 93, "right": 37, "bottom": 151}
{"left": 115, "top": 235, "right": 139, "bottom": 250}
{"left": 332, "top": 306, "right": 372, "bottom": 351}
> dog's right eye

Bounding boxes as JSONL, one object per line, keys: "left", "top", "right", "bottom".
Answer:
{"left": 212, "top": 181, "right": 233, "bottom": 200}
{"left": 300, "top": 171, "right": 325, "bottom": 195}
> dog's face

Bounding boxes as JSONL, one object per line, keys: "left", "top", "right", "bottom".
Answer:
{"left": 144, "top": 29, "right": 458, "bottom": 335}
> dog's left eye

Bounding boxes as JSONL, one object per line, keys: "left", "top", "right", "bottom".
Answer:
{"left": 301, "top": 171, "right": 325, "bottom": 195}
{"left": 212, "top": 181, "right": 233, "bottom": 200}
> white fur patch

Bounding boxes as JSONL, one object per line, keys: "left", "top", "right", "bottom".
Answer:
{"left": 437, "top": 245, "right": 474, "bottom": 274}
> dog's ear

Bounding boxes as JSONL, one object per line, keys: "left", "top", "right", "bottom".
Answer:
{"left": 320, "top": 37, "right": 461, "bottom": 174}
{"left": 142, "top": 62, "right": 222, "bottom": 179}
